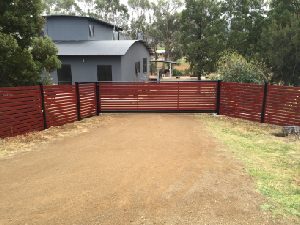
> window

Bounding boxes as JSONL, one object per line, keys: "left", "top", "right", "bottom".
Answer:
{"left": 135, "top": 61, "right": 140, "bottom": 76}
{"left": 89, "top": 25, "right": 94, "bottom": 37}
{"left": 97, "top": 65, "right": 112, "bottom": 81}
{"left": 143, "top": 58, "right": 147, "bottom": 73}
{"left": 57, "top": 64, "right": 72, "bottom": 85}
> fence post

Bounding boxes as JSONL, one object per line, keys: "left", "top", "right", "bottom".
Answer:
{"left": 261, "top": 82, "right": 268, "bottom": 123}
{"left": 75, "top": 82, "right": 81, "bottom": 121}
{"left": 39, "top": 83, "right": 47, "bottom": 130}
{"left": 216, "top": 80, "right": 222, "bottom": 115}
{"left": 177, "top": 81, "right": 180, "bottom": 110}
{"left": 95, "top": 82, "right": 100, "bottom": 115}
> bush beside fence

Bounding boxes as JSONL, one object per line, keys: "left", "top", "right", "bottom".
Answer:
{"left": 0, "top": 81, "right": 299, "bottom": 138}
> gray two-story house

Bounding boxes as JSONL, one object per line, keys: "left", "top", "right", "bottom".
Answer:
{"left": 44, "top": 15, "right": 151, "bottom": 84}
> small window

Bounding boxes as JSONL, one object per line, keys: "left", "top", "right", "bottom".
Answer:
{"left": 89, "top": 25, "right": 94, "bottom": 37}
{"left": 97, "top": 65, "right": 112, "bottom": 81}
{"left": 143, "top": 58, "right": 147, "bottom": 73}
{"left": 135, "top": 61, "right": 140, "bottom": 75}
{"left": 57, "top": 64, "right": 72, "bottom": 85}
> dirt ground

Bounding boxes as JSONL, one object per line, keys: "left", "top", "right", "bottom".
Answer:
{"left": 0, "top": 114, "right": 292, "bottom": 225}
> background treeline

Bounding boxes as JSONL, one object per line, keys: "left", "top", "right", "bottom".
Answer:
{"left": 0, "top": 0, "right": 299, "bottom": 86}
{"left": 42, "top": 0, "right": 300, "bottom": 86}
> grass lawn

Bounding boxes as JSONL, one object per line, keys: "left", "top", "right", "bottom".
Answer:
{"left": 198, "top": 114, "right": 300, "bottom": 220}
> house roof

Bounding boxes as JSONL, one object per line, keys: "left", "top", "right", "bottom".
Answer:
{"left": 44, "top": 15, "right": 123, "bottom": 31}
{"left": 55, "top": 40, "right": 152, "bottom": 56}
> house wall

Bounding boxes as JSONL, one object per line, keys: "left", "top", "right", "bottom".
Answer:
{"left": 45, "top": 17, "right": 114, "bottom": 41}
{"left": 50, "top": 56, "right": 122, "bottom": 84}
{"left": 88, "top": 20, "right": 114, "bottom": 41}
{"left": 121, "top": 42, "right": 150, "bottom": 81}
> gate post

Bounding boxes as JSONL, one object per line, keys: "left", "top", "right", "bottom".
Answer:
{"left": 216, "top": 80, "right": 222, "bottom": 115}
{"left": 260, "top": 82, "right": 268, "bottom": 123}
{"left": 75, "top": 82, "right": 81, "bottom": 121}
{"left": 177, "top": 81, "right": 180, "bottom": 110}
{"left": 95, "top": 82, "right": 100, "bottom": 115}
{"left": 39, "top": 83, "right": 47, "bottom": 129}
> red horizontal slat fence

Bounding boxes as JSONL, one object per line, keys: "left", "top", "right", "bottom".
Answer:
{"left": 78, "top": 83, "right": 97, "bottom": 118}
{"left": 220, "top": 82, "right": 264, "bottom": 122}
{"left": 99, "top": 82, "right": 217, "bottom": 112}
{"left": 0, "top": 81, "right": 299, "bottom": 139}
{"left": 265, "top": 85, "right": 300, "bottom": 126}
{"left": 43, "top": 85, "right": 77, "bottom": 127}
{"left": 220, "top": 82, "right": 300, "bottom": 126}
{"left": 0, "top": 86, "right": 44, "bottom": 137}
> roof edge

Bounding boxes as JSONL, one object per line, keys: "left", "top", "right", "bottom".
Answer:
{"left": 125, "top": 40, "right": 153, "bottom": 55}
{"left": 44, "top": 15, "right": 123, "bottom": 31}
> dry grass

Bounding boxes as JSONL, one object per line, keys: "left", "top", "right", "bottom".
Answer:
{"left": 0, "top": 115, "right": 112, "bottom": 158}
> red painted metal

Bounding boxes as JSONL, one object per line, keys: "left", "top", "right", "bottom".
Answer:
{"left": 0, "top": 86, "right": 43, "bottom": 138}
{"left": 99, "top": 82, "right": 217, "bottom": 112}
{"left": 43, "top": 85, "right": 77, "bottom": 127}
{"left": 220, "top": 82, "right": 300, "bottom": 126}
{"left": 79, "top": 83, "right": 96, "bottom": 118}
{"left": 264, "top": 85, "right": 300, "bottom": 126}
{"left": 0, "top": 81, "right": 299, "bottom": 139}
{"left": 220, "top": 82, "right": 264, "bottom": 122}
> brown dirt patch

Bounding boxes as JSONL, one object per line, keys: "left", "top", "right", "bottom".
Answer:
{"left": 0, "top": 114, "right": 292, "bottom": 224}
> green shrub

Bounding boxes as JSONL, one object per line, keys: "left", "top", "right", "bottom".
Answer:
{"left": 217, "top": 51, "right": 269, "bottom": 84}
{"left": 172, "top": 68, "right": 183, "bottom": 76}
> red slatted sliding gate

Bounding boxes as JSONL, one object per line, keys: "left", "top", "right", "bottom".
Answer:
{"left": 99, "top": 81, "right": 218, "bottom": 112}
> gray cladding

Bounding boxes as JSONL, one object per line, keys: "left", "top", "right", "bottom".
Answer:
{"left": 56, "top": 40, "right": 138, "bottom": 56}
{"left": 45, "top": 16, "right": 114, "bottom": 41}
{"left": 51, "top": 41, "right": 150, "bottom": 83}
{"left": 88, "top": 21, "right": 113, "bottom": 41}
{"left": 51, "top": 56, "right": 122, "bottom": 83}
{"left": 121, "top": 42, "right": 150, "bottom": 81}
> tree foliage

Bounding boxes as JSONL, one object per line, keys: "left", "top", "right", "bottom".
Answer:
{"left": 128, "top": 0, "right": 151, "bottom": 38}
{"left": 259, "top": 0, "right": 300, "bottom": 86}
{"left": 150, "top": 0, "right": 183, "bottom": 61}
{"left": 42, "top": 0, "right": 129, "bottom": 28}
{"left": 0, "top": 33, "right": 39, "bottom": 87}
{"left": 31, "top": 37, "right": 61, "bottom": 73}
{"left": 0, "top": 0, "right": 60, "bottom": 87}
{"left": 0, "top": 0, "right": 44, "bottom": 48}
{"left": 89, "top": 0, "right": 129, "bottom": 28}
{"left": 221, "top": 0, "right": 266, "bottom": 57}
{"left": 180, "top": 0, "right": 227, "bottom": 78}
{"left": 179, "top": 0, "right": 299, "bottom": 85}
{"left": 217, "top": 51, "right": 268, "bottom": 84}
{"left": 42, "top": 0, "right": 84, "bottom": 15}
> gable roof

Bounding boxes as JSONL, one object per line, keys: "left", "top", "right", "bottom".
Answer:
{"left": 45, "top": 15, "right": 123, "bottom": 31}
{"left": 55, "top": 40, "right": 151, "bottom": 56}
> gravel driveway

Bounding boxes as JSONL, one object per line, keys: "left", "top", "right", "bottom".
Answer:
{"left": 0, "top": 114, "right": 289, "bottom": 225}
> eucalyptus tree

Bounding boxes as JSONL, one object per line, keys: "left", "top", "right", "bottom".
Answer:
{"left": 221, "top": 0, "right": 267, "bottom": 57}
{"left": 259, "top": 0, "right": 300, "bottom": 85}
{"left": 150, "top": 0, "right": 183, "bottom": 61}
{"left": 128, "top": 0, "right": 152, "bottom": 39}
{"left": 42, "top": 0, "right": 84, "bottom": 15}
{"left": 180, "top": 0, "right": 227, "bottom": 78}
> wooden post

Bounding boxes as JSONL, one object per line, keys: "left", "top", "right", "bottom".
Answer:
{"left": 261, "top": 82, "right": 268, "bottom": 123}
{"left": 216, "top": 80, "right": 222, "bottom": 115}
{"left": 75, "top": 82, "right": 81, "bottom": 121}
{"left": 39, "top": 83, "right": 47, "bottom": 129}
